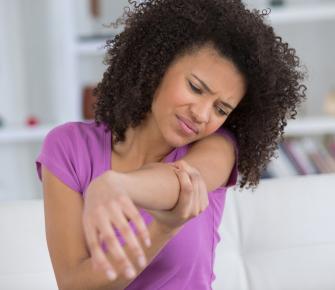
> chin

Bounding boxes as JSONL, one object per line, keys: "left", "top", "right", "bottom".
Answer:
{"left": 164, "top": 124, "right": 197, "bottom": 147}
{"left": 169, "top": 139, "right": 185, "bottom": 148}
{"left": 165, "top": 134, "right": 186, "bottom": 148}
{"left": 175, "top": 136, "right": 197, "bottom": 147}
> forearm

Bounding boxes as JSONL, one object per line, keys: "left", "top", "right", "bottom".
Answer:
{"left": 65, "top": 220, "right": 179, "bottom": 290}
{"left": 112, "top": 162, "right": 181, "bottom": 211}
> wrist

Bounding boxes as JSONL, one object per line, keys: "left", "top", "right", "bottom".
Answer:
{"left": 105, "top": 170, "right": 130, "bottom": 196}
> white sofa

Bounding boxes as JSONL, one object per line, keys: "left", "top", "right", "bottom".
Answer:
{"left": 1, "top": 173, "right": 335, "bottom": 290}
{"left": 213, "top": 173, "right": 335, "bottom": 290}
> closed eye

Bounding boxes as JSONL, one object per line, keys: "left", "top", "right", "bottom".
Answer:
{"left": 188, "top": 81, "right": 228, "bottom": 116}
{"left": 216, "top": 107, "right": 228, "bottom": 116}
{"left": 188, "top": 81, "right": 203, "bottom": 94}
{"left": 189, "top": 81, "right": 228, "bottom": 116}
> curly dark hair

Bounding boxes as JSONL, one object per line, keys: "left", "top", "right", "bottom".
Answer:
{"left": 93, "top": 0, "right": 307, "bottom": 190}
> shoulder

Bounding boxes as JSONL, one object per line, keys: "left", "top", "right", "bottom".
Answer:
{"left": 41, "top": 120, "right": 109, "bottom": 171}
{"left": 37, "top": 120, "right": 108, "bottom": 190}
{"left": 47, "top": 120, "right": 104, "bottom": 137}
{"left": 44, "top": 120, "right": 107, "bottom": 147}
{"left": 190, "top": 127, "right": 238, "bottom": 159}
{"left": 185, "top": 127, "right": 239, "bottom": 189}
{"left": 211, "top": 127, "right": 238, "bottom": 151}
{"left": 173, "top": 127, "right": 238, "bottom": 161}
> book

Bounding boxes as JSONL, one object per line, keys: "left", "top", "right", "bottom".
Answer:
{"left": 300, "top": 137, "right": 331, "bottom": 173}
{"left": 325, "top": 136, "right": 335, "bottom": 159}
{"left": 281, "top": 139, "right": 307, "bottom": 175}
{"left": 314, "top": 138, "right": 335, "bottom": 172}
{"left": 265, "top": 143, "right": 299, "bottom": 177}
{"left": 289, "top": 138, "right": 319, "bottom": 174}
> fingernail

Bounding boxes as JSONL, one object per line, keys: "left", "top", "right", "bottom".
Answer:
{"left": 125, "top": 267, "right": 136, "bottom": 279}
{"left": 138, "top": 255, "right": 146, "bottom": 268}
{"left": 145, "top": 238, "right": 151, "bottom": 247}
{"left": 106, "top": 269, "right": 117, "bottom": 281}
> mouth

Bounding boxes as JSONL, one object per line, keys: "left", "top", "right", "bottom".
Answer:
{"left": 176, "top": 115, "right": 199, "bottom": 135}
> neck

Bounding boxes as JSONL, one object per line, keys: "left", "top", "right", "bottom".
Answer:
{"left": 112, "top": 121, "right": 174, "bottom": 166}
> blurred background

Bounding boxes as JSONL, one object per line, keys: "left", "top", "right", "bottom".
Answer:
{"left": 0, "top": 0, "right": 335, "bottom": 200}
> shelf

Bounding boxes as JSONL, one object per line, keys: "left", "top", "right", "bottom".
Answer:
{"left": 0, "top": 116, "right": 334, "bottom": 145}
{"left": 0, "top": 124, "right": 56, "bottom": 144}
{"left": 77, "top": 38, "right": 108, "bottom": 56}
{"left": 284, "top": 115, "right": 335, "bottom": 136}
{"left": 0, "top": 193, "right": 41, "bottom": 201}
{"left": 268, "top": 3, "right": 335, "bottom": 24}
{"left": 74, "top": 3, "right": 335, "bottom": 55}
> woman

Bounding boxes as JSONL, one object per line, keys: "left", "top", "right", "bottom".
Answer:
{"left": 36, "top": 0, "right": 306, "bottom": 289}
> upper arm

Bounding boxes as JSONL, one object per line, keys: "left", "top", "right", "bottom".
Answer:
{"left": 180, "top": 133, "right": 236, "bottom": 192}
{"left": 41, "top": 164, "right": 90, "bottom": 289}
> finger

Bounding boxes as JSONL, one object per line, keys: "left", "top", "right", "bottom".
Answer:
{"left": 175, "top": 160, "right": 196, "bottom": 174}
{"left": 94, "top": 210, "right": 137, "bottom": 280}
{"left": 189, "top": 170, "right": 201, "bottom": 216}
{"left": 178, "top": 161, "right": 206, "bottom": 214}
{"left": 198, "top": 176, "right": 209, "bottom": 212}
{"left": 174, "top": 166, "right": 193, "bottom": 197}
{"left": 110, "top": 205, "right": 147, "bottom": 270}
{"left": 96, "top": 215, "right": 130, "bottom": 266}
{"left": 177, "top": 161, "right": 201, "bottom": 215}
{"left": 121, "top": 197, "right": 152, "bottom": 249}
{"left": 83, "top": 219, "right": 117, "bottom": 280}
{"left": 173, "top": 167, "right": 193, "bottom": 217}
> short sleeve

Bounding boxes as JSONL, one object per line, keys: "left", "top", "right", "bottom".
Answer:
{"left": 213, "top": 127, "right": 239, "bottom": 188}
{"left": 35, "top": 122, "right": 82, "bottom": 193}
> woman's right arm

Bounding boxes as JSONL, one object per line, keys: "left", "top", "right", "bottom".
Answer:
{"left": 42, "top": 164, "right": 180, "bottom": 290}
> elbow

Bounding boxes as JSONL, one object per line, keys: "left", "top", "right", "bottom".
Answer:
{"left": 53, "top": 268, "right": 77, "bottom": 290}
{"left": 56, "top": 268, "right": 121, "bottom": 290}
{"left": 56, "top": 276, "right": 73, "bottom": 290}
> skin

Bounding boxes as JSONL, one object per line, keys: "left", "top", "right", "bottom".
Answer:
{"left": 42, "top": 162, "right": 207, "bottom": 289}
{"left": 86, "top": 43, "right": 246, "bottom": 280}
{"left": 112, "top": 43, "right": 246, "bottom": 168}
{"left": 42, "top": 43, "right": 247, "bottom": 289}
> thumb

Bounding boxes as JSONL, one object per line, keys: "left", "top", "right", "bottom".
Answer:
{"left": 173, "top": 167, "right": 193, "bottom": 206}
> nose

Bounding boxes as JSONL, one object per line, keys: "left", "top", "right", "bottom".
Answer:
{"left": 190, "top": 101, "right": 211, "bottom": 123}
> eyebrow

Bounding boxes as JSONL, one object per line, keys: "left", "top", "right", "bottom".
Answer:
{"left": 190, "top": 73, "right": 235, "bottom": 111}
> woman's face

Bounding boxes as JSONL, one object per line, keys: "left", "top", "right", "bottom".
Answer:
{"left": 150, "top": 44, "right": 246, "bottom": 147}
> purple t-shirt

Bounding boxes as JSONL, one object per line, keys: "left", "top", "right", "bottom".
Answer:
{"left": 35, "top": 120, "right": 239, "bottom": 290}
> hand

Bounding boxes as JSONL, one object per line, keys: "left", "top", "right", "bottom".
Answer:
{"left": 146, "top": 160, "right": 209, "bottom": 233}
{"left": 82, "top": 171, "right": 151, "bottom": 281}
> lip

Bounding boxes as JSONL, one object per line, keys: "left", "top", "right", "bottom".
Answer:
{"left": 176, "top": 115, "right": 199, "bottom": 134}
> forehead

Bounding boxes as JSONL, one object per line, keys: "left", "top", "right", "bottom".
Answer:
{"left": 175, "top": 46, "right": 238, "bottom": 75}
{"left": 171, "top": 46, "right": 246, "bottom": 102}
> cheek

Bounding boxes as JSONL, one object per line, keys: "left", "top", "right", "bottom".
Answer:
{"left": 157, "top": 90, "right": 184, "bottom": 108}
{"left": 165, "top": 81, "right": 191, "bottom": 105}
{"left": 203, "top": 121, "right": 225, "bottom": 136}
